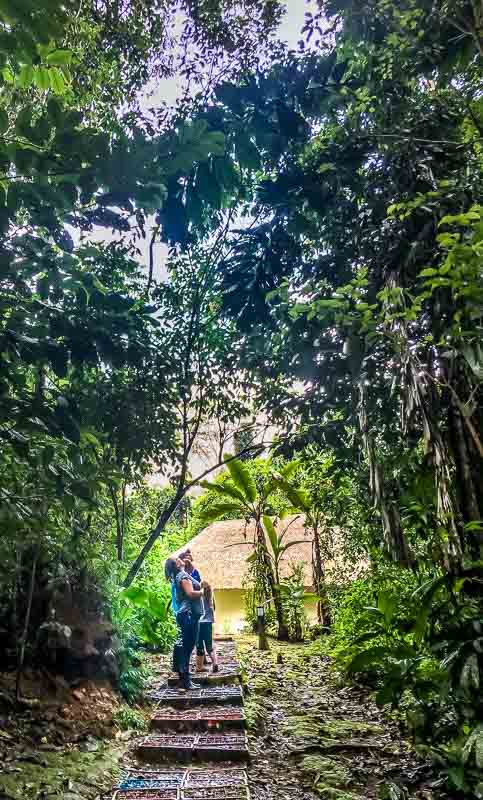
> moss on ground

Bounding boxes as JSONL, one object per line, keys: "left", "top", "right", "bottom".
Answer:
{"left": 300, "top": 754, "right": 365, "bottom": 799}
{"left": 0, "top": 742, "right": 123, "bottom": 800}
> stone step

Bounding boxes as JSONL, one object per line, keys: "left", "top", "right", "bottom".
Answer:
{"left": 114, "top": 768, "right": 249, "bottom": 800}
{"left": 146, "top": 686, "right": 244, "bottom": 708}
{"left": 150, "top": 706, "right": 246, "bottom": 732}
{"left": 136, "top": 733, "right": 249, "bottom": 763}
{"left": 166, "top": 664, "right": 241, "bottom": 688}
{"left": 114, "top": 791, "right": 247, "bottom": 800}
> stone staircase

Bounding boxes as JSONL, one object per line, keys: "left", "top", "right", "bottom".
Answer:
{"left": 112, "top": 639, "right": 250, "bottom": 800}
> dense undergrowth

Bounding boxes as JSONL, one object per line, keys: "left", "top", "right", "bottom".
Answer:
{"left": 324, "top": 572, "right": 483, "bottom": 798}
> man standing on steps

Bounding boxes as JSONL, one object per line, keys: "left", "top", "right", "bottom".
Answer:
{"left": 180, "top": 549, "right": 201, "bottom": 583}
{"left": 165, "top": 557, "right": 203, "bottom": 690}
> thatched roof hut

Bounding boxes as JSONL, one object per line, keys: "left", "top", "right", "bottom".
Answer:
{"left": 170, "top": 515, "right": 366, "bottom": 634}
{"left": 171, "top": 514, "right": 360, "bottom": 591}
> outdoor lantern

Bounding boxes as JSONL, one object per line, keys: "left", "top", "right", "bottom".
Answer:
{"left": 256, "top": 605, "right": 264, "bottom": 618}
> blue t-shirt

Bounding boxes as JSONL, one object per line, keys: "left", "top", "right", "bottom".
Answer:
{"left": 191, "top": 568, "right": 201, "bottom": 583}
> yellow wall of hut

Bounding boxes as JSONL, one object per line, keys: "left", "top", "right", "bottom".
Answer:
{"left": 212, "top": 589, "right": 318, "bottom": 636}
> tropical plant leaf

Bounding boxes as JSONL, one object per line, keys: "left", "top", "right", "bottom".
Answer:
{"left": 347, "top": 646, "right": 389, "bottom": 675}
{"left": 262, "top": 514, "right": 279, "bottom": 556}
{"left": 224, "top": 455, "right": 256, "bottom": 503}
{"left": 377, "top": 590, "right": 397, "bottom": 626}
{"left": 280, "top": 459, "right": 302, "bottom": 479}
{"left": 278, "top": 540, "right": 309, "bottom": 556}
{"left": 352, "top": 630, "right": 382, "bottom": 646}
{"left": 197, "top": 501, "right": 244, "bottom": 525}
{"left": 46, "top": 49, "right": 73, "bottom": 66}
{"left": 274, "top": 477, "right": 310, "bottom": 511}
{"left": 199, "top": 479, "right": 246, "bottom": 504}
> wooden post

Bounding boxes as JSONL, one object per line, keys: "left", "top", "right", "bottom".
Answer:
{"left": 256, "top": 606, "right": 269, "bottom": 651}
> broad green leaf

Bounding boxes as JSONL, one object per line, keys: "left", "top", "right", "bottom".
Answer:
{"left": 46, "top": 49, "right": 73, "bottom": 66}
{"left": 419, "top": 268, "right": 438, "bottom": 277}
{"left": 352, "top": 630, "right": 381, "bottom": 646}
{"left": 347, "top": 646, "right": 389, "bottom": 675}
{"left": 197, "top": 501, "right": 244, "bottom": 525}
{"left": 199, "top": 479, "right": 246, "bottom": 504}
{"left": 280, "top": 459, "right": 302, "bottom": 479}
{"left": 120, "top": 586, "right": 147, "bottom": 604}
{"left": 34, "top": 66, "right": 51, "bottom": 91}
{"left": 2, "top": 67, "right": 14, "bottom": 84}
{"left": 278, "top": 540, "right": 309, "bottom": 556}
{"left": 18, "top": 64, "right": 35, "bottom": 89}
{"left": 49, "top": 67, "right": 67, "bottom": 95}
{"left": 377, "top": 590, "right": 397, "bottom": 626}
{"left": 274, "top": 478, "right": 310, "bottom": 511}
{"left": 224, "top": 455, "right": 256, "bottom": 503}
{"left": 412, "top": 575, "right": 446, "bottom": 610}
{"left": 262, "top": 515, "right": 279, "bottom": 556}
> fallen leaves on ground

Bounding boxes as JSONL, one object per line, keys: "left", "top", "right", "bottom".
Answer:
{"left": 237, "top": 635, "right": 442, "bottom": 800}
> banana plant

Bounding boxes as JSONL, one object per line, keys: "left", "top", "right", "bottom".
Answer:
{"left": 261, "top": 515, "right": 307, "bottom": 588}
{"left": 198, "top": 455, "right": 311, "bottom": 640}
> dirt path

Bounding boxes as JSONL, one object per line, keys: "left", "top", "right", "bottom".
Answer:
{"left": 237, "top": 636, "right": 437, "bottom": 800}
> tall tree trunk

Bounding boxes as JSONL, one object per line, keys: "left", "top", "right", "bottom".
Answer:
{"left": 311, "top": 520, "right": 331, "bottom": 627}
{"left": 123, "top": 490, "right": 185, "bottom": 587}
{"left": 120, "top": 481, "right": 127, "bottom": 559}
{"left": 16, "top": 548, "right": 38, "bottom": 702}
{"left": 358, "top": 380, "right": 411, "bottom": 566}
{"left": 448, "top": 398, "right": 483, "bottom": 558}
{"left": 110, "top": 482, "right": 127, "bottom": 561}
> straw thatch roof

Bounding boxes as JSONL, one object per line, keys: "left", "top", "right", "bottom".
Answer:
{"left": 171, "top": 514, "right": 364, "bottom": 591}
{"left": 172, "top": 515, "right": 311, "bottom": 590}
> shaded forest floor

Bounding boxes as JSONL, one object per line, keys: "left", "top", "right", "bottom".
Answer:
{"left": 0, "top": 676, "right": 127, "bottom": 800}
{"left": 0, "top": 637, "right": 443, "bottom": 800}
{"left": 238, "top": 635, "right": 439, "bottom": 800}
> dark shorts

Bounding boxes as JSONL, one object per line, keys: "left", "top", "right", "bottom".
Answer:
{"left": 197, "top": 621, "right": 213, "bottom": 655}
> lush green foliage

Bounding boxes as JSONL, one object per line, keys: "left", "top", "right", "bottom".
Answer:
{"left": 1, "top": 2, "right": 482, "bottom": 795}
{"left": 328, "top": 565, "right": 483, "bottom": 797}
{"left": 280, "top": 563, "right": 310, "bottom": 642}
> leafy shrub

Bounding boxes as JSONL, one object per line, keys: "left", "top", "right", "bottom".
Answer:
{"left": 330, "top": 565, "right": 483, "bottom": 798}
{"left": 327, "top": 564, "right": 421, "bottom": 672}
{"left": 281, "top": 563, "right": 309, "bottom": 642}
{"left": 114, "top": 705, "right": 147, "bottom": 731}
{"left": 116, "top": 636, "right": 150, "bottom": 704}
{"left": 243, "top": 578, "right": 277, "bottom": 633}
{"left": 120, "top": 582, "right": 177, "bottom": 651}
